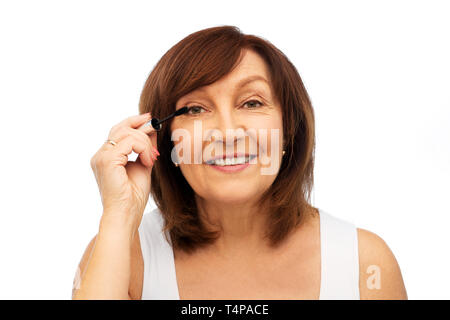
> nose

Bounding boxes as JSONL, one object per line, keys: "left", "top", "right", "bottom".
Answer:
{"left": 214, "top": 106, "right": 246, "bottom": 147}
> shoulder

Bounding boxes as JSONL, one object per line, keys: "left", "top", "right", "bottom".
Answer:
{"left": 356, "top": 228, "right": 408, "bottom": 299}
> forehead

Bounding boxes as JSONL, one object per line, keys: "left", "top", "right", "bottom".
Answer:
{"left": 232, "top": 49, "right": 271, "bottom": 79}
{"left": 187, "top": 49, "right": 272, "bottom": 95}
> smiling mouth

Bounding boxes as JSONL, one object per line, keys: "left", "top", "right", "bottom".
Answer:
{"left": 205, "top": 154, "right": 257, "bottom": 166}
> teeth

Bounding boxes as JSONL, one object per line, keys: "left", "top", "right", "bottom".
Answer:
{"left": 208, "top": 155, "right": 256, "bottom": 166}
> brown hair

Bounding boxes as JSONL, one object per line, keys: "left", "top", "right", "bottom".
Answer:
{"left": 139, "top": 25, "right": 315, "bottom": 254}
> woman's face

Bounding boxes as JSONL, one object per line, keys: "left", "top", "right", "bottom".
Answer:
{"left": 170, "top": 49, "right": 284, "bottom": 205}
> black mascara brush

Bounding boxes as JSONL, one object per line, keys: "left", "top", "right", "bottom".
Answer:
{"left": 143, "top": 106, "right": 189, "bottom": 131}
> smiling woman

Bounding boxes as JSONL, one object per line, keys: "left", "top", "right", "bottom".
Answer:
{"left": 73, "top": 25, "right": 407, "bottom": 300}
{"left": 140, "top": 27, "right": 314, "bottom": 256}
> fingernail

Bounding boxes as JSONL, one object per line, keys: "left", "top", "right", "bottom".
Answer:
{"left": 153, "top": 146, "right": 160, "bottom": 155}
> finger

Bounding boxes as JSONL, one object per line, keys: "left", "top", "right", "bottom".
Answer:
{"left": 113, "top": 113, "right": 152, "bottom": 131}
{"left": 108, "top": 115, "right": 157, "bottom": 146}
{"left": 111, "top": 134, "right": 154, "bottom": 168}
{"left": 126, "top": 131, "right": 157, "bottom": 166}
{"left": 107, "top": 126, "right": 158, "bottom": 157}
{"left": 132, "top": 128, "right": 159, "bottom": 162}
{"left": 105, "top": 123, "right": 154, "bottom": 150}
{"left": 106, "top": 125, "right": 137, "bottom": 147}
{"left": 136, "top": 118, "right": 157, "bottom": 135}
{"left": 135, "top": 124, "right": 158, "bottom": 152}
{"left": 103, "top": 128, "right": 158, "bottom": 167}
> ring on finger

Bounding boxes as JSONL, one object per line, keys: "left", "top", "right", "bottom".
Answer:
{"left": 105, "top": 139, "right": 117, "bottom": 146}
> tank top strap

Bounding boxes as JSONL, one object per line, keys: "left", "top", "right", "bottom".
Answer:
{"left": 318, "top": 209, "right": 360, "bottom": 299}
{"left": 138, "top": 207, "right": 180, "bottom": 300}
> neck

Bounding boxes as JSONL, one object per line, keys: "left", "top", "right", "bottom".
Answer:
{"left": 195, "top": 195, "right": 271, "bottom": 255}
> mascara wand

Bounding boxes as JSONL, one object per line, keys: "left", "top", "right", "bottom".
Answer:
{"left": 145, "top": 106, "right": 189, "bottom": 131}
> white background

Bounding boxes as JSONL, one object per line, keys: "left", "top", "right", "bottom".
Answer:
{"left": 0, "top": 0, "right": 449, "bottom": 299}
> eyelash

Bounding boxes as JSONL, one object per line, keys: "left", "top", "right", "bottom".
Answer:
{"left": 186, "top": 99, "right": 264, "bottom": 115}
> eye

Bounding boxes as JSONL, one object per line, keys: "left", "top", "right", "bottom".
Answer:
{"left": 243, "top": 99, "right": 263, "bottom": 109}
{"left": 186, "top": 105, "right": 206, "bottom": 115}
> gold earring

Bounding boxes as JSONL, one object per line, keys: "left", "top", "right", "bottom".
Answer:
{"left": 175, "top": 162, "right": 179, "bottom": 167}
{"left": 282, "top": 150, "right": 286, "bottom": 156}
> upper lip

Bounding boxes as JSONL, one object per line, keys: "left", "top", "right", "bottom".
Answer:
{"left": 205, "top": 153, "right": 257, "bottom": 163}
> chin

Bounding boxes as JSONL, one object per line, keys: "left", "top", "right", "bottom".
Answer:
{"left": 204, "top": 182, "right": 262, "bottom": 204}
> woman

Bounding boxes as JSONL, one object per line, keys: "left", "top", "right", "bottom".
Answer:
{"left": 72, "top": 26, "right": 407, "bottom": 300}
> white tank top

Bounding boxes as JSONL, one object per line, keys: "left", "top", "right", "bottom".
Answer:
{"left": 138, "top": 207, "right": 360, "bottom": 300}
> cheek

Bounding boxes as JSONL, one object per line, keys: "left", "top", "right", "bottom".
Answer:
{"left": 250, "top": 116, "right": 283, "bottom": 155}
{"left": 179, "top": 165, "right": 203, "bottom": 191}
{"left": 170, "top": 123, "right": 197, "bottom": 164}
